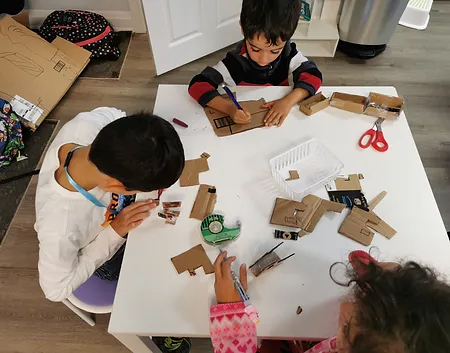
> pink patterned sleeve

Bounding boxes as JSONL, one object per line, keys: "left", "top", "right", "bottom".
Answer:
{"left": 304, "top": 337, "right": 338, "bottom": 353}
{"left": 210, "top": 303, "right": 258, "bottom": 353}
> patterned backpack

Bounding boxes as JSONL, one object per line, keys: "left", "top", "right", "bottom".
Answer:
{"left": 38, "top": 10, "right": 121, "bottom": 59}
{"left": 0, "top": 99, "right": 25, "bottom": 170}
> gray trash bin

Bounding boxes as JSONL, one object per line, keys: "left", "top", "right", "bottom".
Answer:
{"left": 338, "top": 0, "right": 409, "bottom": 58}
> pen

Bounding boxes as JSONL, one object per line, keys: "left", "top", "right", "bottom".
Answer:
{"left": 222, "top": 85, "right": 243, "bottom": 111}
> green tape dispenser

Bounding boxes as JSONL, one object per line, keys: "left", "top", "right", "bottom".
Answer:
{"left": 200, "top": 214, "right": 241, "bottom": 246}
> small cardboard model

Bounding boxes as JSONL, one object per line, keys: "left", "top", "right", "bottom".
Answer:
{"left": 330, "top": 92, "right": 367, "bottom": 114}
{"left": 339, "top": 191, "right": 396, "bottom": 246}
{"left": 180, "top": 154, "right": 209, "bottom": 187}
{"left": 270, "top": 195, "right": 345, "bottom": 233}
{"left": 299, "top": 92, "right": 329, "bottom": 116}
{"left": 171, "top": 244, "right": 214, "bottom": 276}
{"left": 190, "top": 184, "right": 217, "bottom": 220}
{"left": 364, "top": 92, "right": 404, "bottom": 120}
{"left": 204, "top": 98, "right": 269, "bottom": 137}
{"left": 0, "top": 16, "right": 91, "bottom": 131}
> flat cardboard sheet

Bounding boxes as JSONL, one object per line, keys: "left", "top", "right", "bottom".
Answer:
{"left": 339, "top": 206, "right": 397, "bottom": 245}
{"left": 190, "top": 184, "right": 217, "bottom": 220}
{"left": 171, "top": 244, "right": 214, "bottom": 276}
{"left": 0, "top": 16, "right": 91, "bottom": 130}
{"left": 334, "top": 174, "right": 364, "bottom": 191}
{"left": 270, "top": 195, "right": 345, "bottom": 232}
{"left": 364, "top": 92, "right": 404, "bottom": 120}
{"left": 339, "top": 207, "right": 377, "bottom": 246}
{"left": 203, "top": 98, "right": 269, "bottom": 137}
{"left": 330, "top": 92, "right": 366, "bottom": 114}
{"left": 299, "top": 92, "right": 329, "bottom": 116}
{"left": 368, "top": 191, "right": 387, "bottom": 211}
{"left": 179, "top": 156, "right": 209, "bottom": 187}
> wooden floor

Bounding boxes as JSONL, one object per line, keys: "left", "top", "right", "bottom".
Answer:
{"left": 0, "top": 3, "right": 449, "bottom": 353}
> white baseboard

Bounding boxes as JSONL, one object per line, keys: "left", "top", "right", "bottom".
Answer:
{"left": 28, "top": 10, "right": 140, "bottom": 32}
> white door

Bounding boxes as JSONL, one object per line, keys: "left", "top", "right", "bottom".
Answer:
{"left": 142, "top": 0, "right": 243, "bottom": 75}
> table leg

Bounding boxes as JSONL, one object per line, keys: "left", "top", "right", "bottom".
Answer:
{"left": 111, "top": 334, "right": 162, "bottom": 353}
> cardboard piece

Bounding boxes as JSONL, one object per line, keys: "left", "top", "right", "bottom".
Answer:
{"left": 0, "top": 16, "right": 91, "bottom": 131}
{"left": 330, "top": 92, "right": 367, "bottom": 114}
{"left": 204, "top": 98, "right": 269, "bottom": 137}
{"left": 190, "top": 184, "right": 217, "bottom": 220}
{"left": 368, "top": 191, "right": 387, "bottom": 211}
{"left": 270, "top": 195, "right": 345, "bottom": 232}
{"left": 299, "top": 92, "right": 329, "bottom": 116}
{"left": 286, "top": 170, "right": 300, "bottom": 181}
{"left": 200, "top": 152, "right": 210, "bottom": 159}
{"left": 12, "top": 11, "right": 30, "bottom": 28}
{"left": 335, "top": 174, "right": 364, "bottom": 191}
{"left": 171, "top": 244, "right": 214, "bottom": 276}
{"left": 364, "top": 92, "right": 404, "bottom": 120}
{"left": 179, "top": 156, "right": 209, "bottom": 187}
{"left": 339, "top": 206, "right": 397, "bottom": 245}
{"left": 328, "top": 190, "right": 369, "bottom": 211}
{"left": 296, "top": 306, "right": 303, "bottom": 315}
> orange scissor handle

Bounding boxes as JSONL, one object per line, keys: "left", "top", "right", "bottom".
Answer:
{"left": 358, "top": 128, "right": 376, "bottom": 149}
{"left": 372, "top": 131, "right": 389, "bottom": 152}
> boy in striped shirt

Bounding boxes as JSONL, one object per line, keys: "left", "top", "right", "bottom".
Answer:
{"left": 189, "top": 0, "right": 323, "bottom": 127}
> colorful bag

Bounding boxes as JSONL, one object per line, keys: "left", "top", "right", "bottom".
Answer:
{"left": 0, "top": 99, "right": 25, "bottom": 170}
{"left": 38, "top": 10, "right": 121, "bottom": 59}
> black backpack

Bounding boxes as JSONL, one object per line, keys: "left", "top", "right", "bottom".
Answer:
{"left": 38, "top": 10, "right": 120, "bottom": 60}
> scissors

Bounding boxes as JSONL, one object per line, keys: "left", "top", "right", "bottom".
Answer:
{"left": 358, "top": 118, "right": 389, "bottom": 152}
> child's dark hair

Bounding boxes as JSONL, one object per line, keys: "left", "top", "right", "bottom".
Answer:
{"left": 240, "top": 0, "right": 300, "bottom": 45}
{"left": 347, "top": 261, "right": 450, "bottom": 353}
{"left": 89, "top": 112, "right": 185, "bottom": 192}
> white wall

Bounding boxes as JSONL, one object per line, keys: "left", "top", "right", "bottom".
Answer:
{"left": 25, "top": 0, "right": 146, "bottom": 32}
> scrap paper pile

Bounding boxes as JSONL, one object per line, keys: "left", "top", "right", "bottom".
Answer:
{"left": 158, "top": 201, "right": 182, "bottom": 225}
{"left": 325, "top": 174, "right": 396, "bottom": 246}
{"left": 268, "top": 174, "right": 396, "bottom": 246}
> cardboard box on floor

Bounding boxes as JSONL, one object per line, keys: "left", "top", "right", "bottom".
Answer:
{"left": 0, "top": 16, "right": 91, "bottom": 131}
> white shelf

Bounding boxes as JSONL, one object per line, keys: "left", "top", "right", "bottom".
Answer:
{"left": 292, "top": 18, "right": 339, "bottom": 41}
{"left": 291, "top": 39, "right": 337, "bottom": 57}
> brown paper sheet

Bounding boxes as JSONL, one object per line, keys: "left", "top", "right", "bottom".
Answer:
{"left": 190, "top": 184, "right": 217, "bottom": 220}
{"left": 204, "top": 98, "right": 269, "bottom": 137}
{"left": 171, "top": 244, "right": 214, "bottom": 276}
{"left": 179, "top": 157, "right": 209, "bottom": 187}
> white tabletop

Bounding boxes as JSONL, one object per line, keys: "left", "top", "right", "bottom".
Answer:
{"left": 109, "top": 85, "right": 450, "bottom": 340}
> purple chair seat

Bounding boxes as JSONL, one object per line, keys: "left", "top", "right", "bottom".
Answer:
{"left": 72, "top": 275, "right": 118, "bottom": 307}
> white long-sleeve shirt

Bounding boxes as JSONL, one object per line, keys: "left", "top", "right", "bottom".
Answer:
{"left": 35, "top": 107, "right": 127, "bottom": 302}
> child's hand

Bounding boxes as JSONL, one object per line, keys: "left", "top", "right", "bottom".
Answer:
{"left": 214, "top": 251, "right": 248, "bottom": 304}
{"left": 110, "top": 200, "right": 156, "bottom": 237}
{"left": 230, "top": 106, "right": 251, "bottom": 124}
{"left": 263, "top": 98, "right": 294, "bottom": 127}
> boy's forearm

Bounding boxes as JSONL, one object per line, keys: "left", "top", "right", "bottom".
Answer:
{"left": 207, "top": 96, "right": 236, "bottom": 115}
{"left": 282, "top": 88, "right": 310, "bottom": 106}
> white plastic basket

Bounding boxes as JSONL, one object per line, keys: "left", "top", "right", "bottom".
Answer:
{"left": 270, "top": 138, "right": 344, "bottom": 201}
{"left": 399, "top": 0, "right": 433, "bottom": 30}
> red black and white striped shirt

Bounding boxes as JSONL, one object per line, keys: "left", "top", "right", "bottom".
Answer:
{"left": 189, "top": 40, "right": 322, "bottom": 107}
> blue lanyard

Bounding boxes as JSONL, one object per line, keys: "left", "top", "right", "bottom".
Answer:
{"left": 64, "top": 146, "right": 118, "bottom": 215}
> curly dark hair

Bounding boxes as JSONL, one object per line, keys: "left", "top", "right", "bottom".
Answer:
{"left": 346, "top": 261, "right": 450, "bottom": 353}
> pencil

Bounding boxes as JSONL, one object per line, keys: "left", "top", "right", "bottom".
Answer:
{"left": 222, "top": 85, "right": 243, "bottom": 110}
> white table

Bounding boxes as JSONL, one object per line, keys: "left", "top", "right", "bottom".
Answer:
{"left": 109, "top": 85, "right": 450, "bottom": 352}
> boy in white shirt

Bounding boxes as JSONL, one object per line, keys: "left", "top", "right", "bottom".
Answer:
{"left": 35, "top": 108, "right": 185, "bottom": 302}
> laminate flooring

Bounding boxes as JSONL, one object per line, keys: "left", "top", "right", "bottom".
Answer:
{"left": 0, "top": 3, "right": 448, "bottom": 352}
